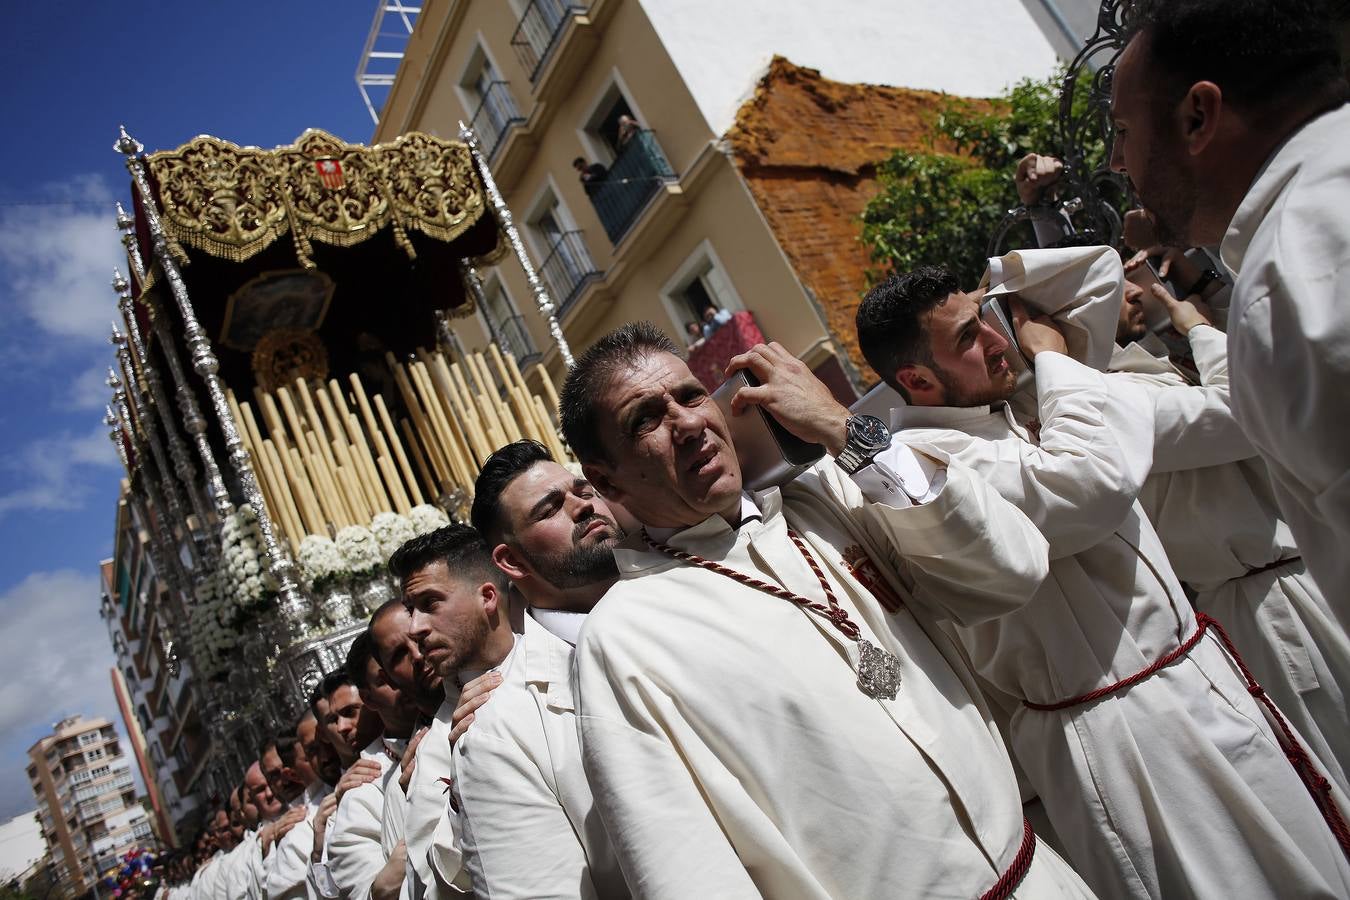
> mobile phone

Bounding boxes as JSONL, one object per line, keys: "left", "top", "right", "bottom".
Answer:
{"left": 1124, "top": 260, "right": 1174, "bottom": 333}
{"left": 979, "top": 296, "right": 1035, "bottom": 391}
{"left": 713, "top": 369, "right": 825, "bottom": 491}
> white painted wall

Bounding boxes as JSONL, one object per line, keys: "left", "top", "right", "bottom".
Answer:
{"left": 639, "top": 0, "right": 1061, "bottom": 137}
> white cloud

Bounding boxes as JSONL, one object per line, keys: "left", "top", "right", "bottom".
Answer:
{"left": 0, "top": 175, "right": 125, "bottom": 345}
{"left": 0, "top": 425, "right": 120, "bottom": 518}
{"left": 0, "top": 569, "right": 120, "bottom": 819}
{"left": 66, "top": 363, "right": 117, "bottom": 412}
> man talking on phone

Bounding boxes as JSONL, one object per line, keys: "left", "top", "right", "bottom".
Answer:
{"left": 557, "top": 321, "right": 1094, "bottom": 898}
{"left": 856, "top": 250, "right": 1350, "bottom": 900}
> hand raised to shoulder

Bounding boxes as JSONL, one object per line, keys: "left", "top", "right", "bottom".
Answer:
{"left": 451, "top": 671, "right": 502, "bottom": 744}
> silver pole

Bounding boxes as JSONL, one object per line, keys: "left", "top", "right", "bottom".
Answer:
{"left": 113, "top": 271, "right": 214, "bottom": 559}
{"left": 115, "top": 126, "right": 307, "bottom": 632}
{"left": 457, "top": 121, "right": 574, "bottom": 368}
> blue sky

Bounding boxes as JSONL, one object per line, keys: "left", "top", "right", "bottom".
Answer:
{"left": 0, "top": 1, "right": 387, "bottom": 819}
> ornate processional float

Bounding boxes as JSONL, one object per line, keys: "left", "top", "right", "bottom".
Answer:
{"left": 104, "top": 124, "right": 575, "bottom": 798}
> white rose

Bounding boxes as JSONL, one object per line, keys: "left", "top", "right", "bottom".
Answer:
{"left": 409, "top": 504, "right": 449, "bottom": 535}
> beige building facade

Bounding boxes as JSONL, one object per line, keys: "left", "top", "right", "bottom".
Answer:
{"left": 373, "top": 0, "right": 1061, "bottom": 396}
{"left": 26, "top": 715, "right": 152, "bottom": 897}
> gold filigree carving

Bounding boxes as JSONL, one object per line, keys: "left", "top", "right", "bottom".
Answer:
{"left": 145, "top": 129, "right": 489, "bottom": 269}
{"left": 252, "top": 328, "right": 329, "bottom": 394}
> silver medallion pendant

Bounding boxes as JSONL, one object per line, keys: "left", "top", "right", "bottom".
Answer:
{"left": 856, "top": 638, "right": 903, "bottom": 700}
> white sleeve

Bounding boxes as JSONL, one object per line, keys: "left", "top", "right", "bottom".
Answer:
{"left": 328, "top": 784, "right": 388, "bottom": 899}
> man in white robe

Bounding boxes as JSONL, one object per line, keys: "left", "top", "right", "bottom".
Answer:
{"left": 392, "top": 528, "right": 517, "bottom": 899}
{"left": 1109, "top": 0, "right": 1350, "bottom": 624}
{"left": 557, "top": 322, "right": 1093, "bottom": 898}
{"left": 1108, "top": 270, "right": 1350, "bottom": 793}
{"left": 367, "top": 601, "right": 446, "bottom": 900}
{"left": 265, "top": 716, "right": 335, "bottom": 900}
{"left": 327, "top": 624, "right": 419, "bottom": 899}
{"left": 421, "top": 441, "right": 628, "bottom": 898}
{"left": 855, "top": 246, "right": 1350, "bottom": 899}
{"left": 190, "top": 811, "right": 230, "bottom": 900}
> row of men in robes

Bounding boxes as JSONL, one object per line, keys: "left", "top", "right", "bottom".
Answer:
{"left": 159, "top": 1, "right": 1349, "bottom": 896}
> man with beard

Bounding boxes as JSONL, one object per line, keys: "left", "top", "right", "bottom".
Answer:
{"left": 327, "top": 633, "right": 420, "bottom": 900}
{"left": 856, "top": 253, "right": 1350, "bottom": 899}
{"left": 556, "top": 322, "right": 1095, "bottom": 898}
{"left": 421, "top": 440, "right": 628, "bottom": 898}
{"left": 1109, "top": 0, "right": 1350, "bottom": 625}
{"left": 365, "top": 601, "right": 443, "bottom": 900}
{"left": 390, "top": 526, "right": 516, "bottom": 898}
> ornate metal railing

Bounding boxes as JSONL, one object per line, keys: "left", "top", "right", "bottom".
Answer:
{"left": 511, "top": 0, "right": 587, "bottom": 81}
{"left": 988, "top": 0, "right": 1131, "bottom": 255}
{"left": 585, "top": 130, "right": 676, "bottom": 244}
{"left": 537, "top": 230, "right": 601, "bottom": 315}
{"left": 495, "top": 314, "right": 539, "bottom": 365}
{"left": 468, "top": 81, "right": 524, "bottom": 161}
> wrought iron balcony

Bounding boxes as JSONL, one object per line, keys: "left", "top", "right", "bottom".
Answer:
{"left": 511, "top": 0, "right": 587, "bottom": 81}
{"left": 494, "top": 314, "right": 539, "bottom": 367}
{"left": 537, "top": 230, "right": 601, "bottom": 316}
{"left": 585, "top": 130, "right": 676, "bottom": 245}
{"left": 468, "top": 81, "right": 524, "bottom": 162}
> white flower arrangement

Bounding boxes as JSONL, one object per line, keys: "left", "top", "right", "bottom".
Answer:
{"left": 298, "top": 535, "right": 345, "bottom": 591}
{"left": 219, "top": 504, "right": 277, "bottom": 615}
{"left": 409, "top": 503, "right": 450, "bottom": 535}
{"left": 371, "top": 512, "right": 416, "bottom": 562}
{"left": 336, "top": 525, "right": 384, "bottom": 578}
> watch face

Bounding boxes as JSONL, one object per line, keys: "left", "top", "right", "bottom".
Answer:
{"left": 851, "top": 415, "right": 892, "bottom": 452}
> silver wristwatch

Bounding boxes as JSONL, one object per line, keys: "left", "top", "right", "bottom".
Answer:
{"left": 836, "top": 414, "right": 892, "bottom": 474}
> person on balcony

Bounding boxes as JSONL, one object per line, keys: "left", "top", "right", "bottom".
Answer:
{"left": 572, "top": 157, "right": 607, "bottom": 198}
{"left": 615, "top": 115, "right": 640, "bottom": 150}
{"left": 683, "top": 321, "right": 704, "bottom": 352}
{"left": 700, "top": 304, "right": 732, "bottom": 338}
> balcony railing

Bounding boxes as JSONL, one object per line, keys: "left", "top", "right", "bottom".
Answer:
{"left": 585, "top": 130, "right": 676, "bottom": 245}
{"left": 688, "top": 312, "right": 768, "bottom": 390}
{"left": 494, "top": 314, "right": 539, "bottom": 366}
{"left": 511, "top": 0, "right": 587, "bottom": 81}
{"left": 537, "top": 231, "right": 601, "bottom": 316}
{"left": 468, "top": 81, "right": 524, "bottom": 161}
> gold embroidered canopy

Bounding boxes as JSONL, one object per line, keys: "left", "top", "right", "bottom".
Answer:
{"left": 144, "top": 129, "right": 490, "bottom": 268}
{"left": 129, "top": 128, "right": 504, "bottom": 398}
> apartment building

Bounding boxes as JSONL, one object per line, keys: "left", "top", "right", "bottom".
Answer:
{"left": 26, "top": 715, "right": 152, "bottom": 897}
{"left": 371, "top": 0, "right": 1060, "bottom": 397}
{"left": 98, "top": 481, "right": 209, "bottom": 848}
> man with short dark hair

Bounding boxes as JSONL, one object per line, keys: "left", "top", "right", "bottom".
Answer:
{"left": 265, "top": 713, "right": 335, "bottom": 900}
{"left": 1110, "top": 0, "right": 1350, "bottom": 624}
{"left": 327, "top": 630, "right": 421, "bottom": 900}
{"left": 438, "top": 440, "right": 628, "bottom": 897}
{"left": 365, "top": 600, "right": 442, "bottom": 900}
{"left": 390, "top": 525, "right": 509, "bottom": 897}
{"left": 556, "top": 321, "right": 1094, "bottom": 897}
{"left": 856, "top": 249, "right": 1350, "bottom": 898}
{"left": 189, "top": 808, "right": 231, "bottom": 900}
{"left": 572, "top": 156, "right": 607, "bottom": 197}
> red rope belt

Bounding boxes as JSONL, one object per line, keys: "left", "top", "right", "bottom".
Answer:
{"left": 980, "top": 817, "right": 1035, "bottom": 900}
{"left": 1023, "top": 612, "right": 1350, "bottom": 861}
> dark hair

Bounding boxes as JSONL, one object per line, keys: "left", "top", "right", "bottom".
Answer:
{"left": 272, "top": 730, "right": 299, "bottom": 768}
{"left": 345, "top": 633, "right": 376, "bottom": 693}
{"left": 572, "top": 157, "right": 586, "bottom": 167}
{"left": 315, "top": 670, "right": 354, "bottom": 714}
{"left": 1126, "top": 0, "right": 1345, "bottom": 112}
{"left": 559, "top": 321, "right": 680, "bottom": 464}
{"left": 470, "top": 439, "right": 553, "bottom": 544}
{"left": 387, "top": 522, "right": 505, "bottom": 591}
{"left": 256, "top": 734, "right": 277, "bottom": 762}
{"left": 856, "top": 265, "right": 960, "bottom": 402}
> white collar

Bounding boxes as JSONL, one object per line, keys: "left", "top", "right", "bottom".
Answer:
{"left": 644, "top": 493, "right": 763, "bottom": 545}
{"left": 529, "top": 607, "right": 588, "bottom": 646}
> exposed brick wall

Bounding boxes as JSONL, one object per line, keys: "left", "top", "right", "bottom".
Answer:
{"left": 726, "top": 57, "right": 984, "bottom": 387}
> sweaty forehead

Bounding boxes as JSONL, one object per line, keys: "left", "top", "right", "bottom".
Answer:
{"left": 610, "top": 353, "right": 697, "bottom": 411}
{"left": 500, "top": 461, "right": 575, "bottom": 515}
